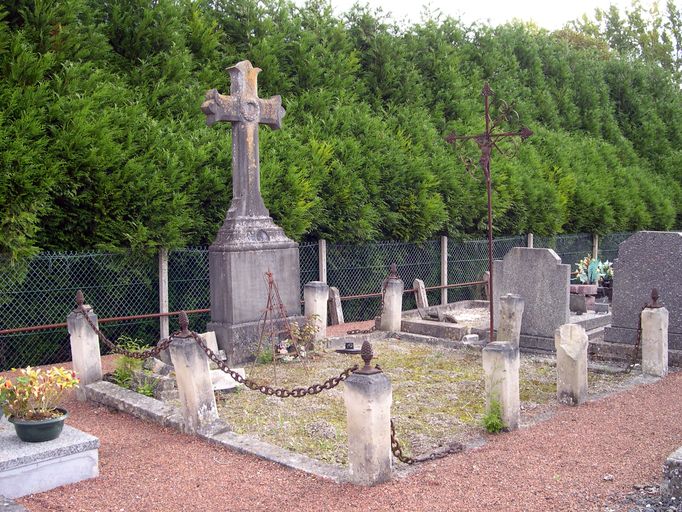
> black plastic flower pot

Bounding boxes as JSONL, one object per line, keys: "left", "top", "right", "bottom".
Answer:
{"left": 8, "top": 408, "right": 68, "bottom": 443}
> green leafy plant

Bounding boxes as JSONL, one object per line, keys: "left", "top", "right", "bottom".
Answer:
{"left": 289, "top": 318, "right": 321, "bottom": 353}
{"left": 111, "top": 336, "right": 150, "bottom": 390}
{"left": 482, "top": 398, "right": 505, "bottom": 433}
{"left": 575, "top": 255, "right": 614, "bottom": 284}
{"left": 0, "top": 367, "right": 79, "bottom": 420}
{"left": 136, "top": 378, "right": 156, "bottom": 397}
{"left": 256, "top": 346, "right": 274, "bottom": 365}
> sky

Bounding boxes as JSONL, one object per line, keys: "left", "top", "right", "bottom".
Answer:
{"left": 327, "top": 0, "right": 660, "bottom": 30}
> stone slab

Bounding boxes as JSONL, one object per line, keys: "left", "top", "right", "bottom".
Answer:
{"left": 211, "top": 368, "right": 245, "bottom": 392}
{"left": 0, "top": 495, "right": 28, "bottom": 511}
{"left": 662, "top": 446, "right": 682, "bottom": 499}
{"left": 605, "top": 231, "right": 682, "bottom": 347}
{"left": 493, "top": 247, "right": 570, "bottom": 339}
{"left": 570, "top": 311, "right": 611, "bottom": 332}
{"left": 0, "top": 418, "right": 99, "bottom": 499}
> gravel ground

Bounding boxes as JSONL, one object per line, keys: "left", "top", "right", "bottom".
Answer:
{"left": 10, "top": 332, "right": 682, "bottom": 512}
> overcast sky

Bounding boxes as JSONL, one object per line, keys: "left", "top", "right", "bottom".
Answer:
{"left": 328, "top": 0, "right": 661, "bottom": 30}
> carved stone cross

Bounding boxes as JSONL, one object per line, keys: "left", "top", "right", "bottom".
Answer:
{"left": 201, "top": 60, "right": 285, "bottom": 221}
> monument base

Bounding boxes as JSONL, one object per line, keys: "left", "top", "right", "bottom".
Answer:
{"left": 208, "top": 316, "right": 306, "bottom": 365}
{"left": 604, "top": 326, "right": 682, "bottom": 350}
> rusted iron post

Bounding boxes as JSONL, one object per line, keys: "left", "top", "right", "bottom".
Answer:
{"left": 446, "top": 83, "right": 532, "bottom": 342}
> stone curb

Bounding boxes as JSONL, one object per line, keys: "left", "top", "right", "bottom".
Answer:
{"left": 0, "top": 496, "right": 28, "bottom": 511}
{"left": 85, "top": 381, "right": 349, "bottom": 482}
{"left": 662, "top": 446, "right": 682, "bottom": 499}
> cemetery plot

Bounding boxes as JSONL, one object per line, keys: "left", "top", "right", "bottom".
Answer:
{"left": 214, "top": 339, "right": 628, "bottom": 465}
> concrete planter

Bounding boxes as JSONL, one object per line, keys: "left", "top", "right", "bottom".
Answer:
{"left": 570, "top": 284, "right": 598, "bottom": 310}
{"left": 8, "top": 408, "right": 68, "bottom": 443}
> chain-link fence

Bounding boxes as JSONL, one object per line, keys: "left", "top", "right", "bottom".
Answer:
{"left": 1, "top": 232, "right": 636, "bottom": 370}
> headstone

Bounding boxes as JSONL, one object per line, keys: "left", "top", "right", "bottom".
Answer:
{"left": 482, "top": 342, "right": 520, "bottom": 430}
{"left": 555, "top": 323, "right": 588, "bottom": 405}
{"left": 604, "top": 232, "right": 682, "bottom": 358}
{"left": 379, "top": 274, "right": 404, "bottom": 332}
{"left": 328, "top": 286, "right": 344, "bottom": 325}
{"left": 67, "top": 300, "right": 102, "bottom": 401}
{"left": 492, "top": 247, "right": 570, "bottom": 352}
{"left": 641, "top": 306, "right": 669, "bottom": 377}
{"left": 413, "top": 278, "right": 428, "bottom": 310}
{"left": 202, "top": 60, "right": 302, "bottom": 365}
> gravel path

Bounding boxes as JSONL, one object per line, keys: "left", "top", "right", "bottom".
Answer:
{"left": 12, "top": 351, "right": 682, "bottom": 512}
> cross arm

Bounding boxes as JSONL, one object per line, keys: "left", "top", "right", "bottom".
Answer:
{"left": 201, "top": 89, "right": 240, "bottom": 126}
{"left": 258, "top": 95, "right": 286, "bottom": 130}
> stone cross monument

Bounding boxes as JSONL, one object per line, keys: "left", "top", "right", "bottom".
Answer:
{"left": 201, "top": 60, "right": 302, "bottom": 364}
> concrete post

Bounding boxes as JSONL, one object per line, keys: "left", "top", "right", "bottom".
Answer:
{"left": 67, "top": 293, "right": 102, "bottom": 401}
{"left": 527, "top": 233, "right": 534, "bottom": 248}
{"left": 168, "top": 314, "right": 219, "bottom": 433}
{"left": 158, "top": 248, "right": 171, "bottom": 365}
{"left": 641, "top": 307, "right": 669, "bottom": 377}
{"left": 497, "top": 294, "right": 524, "bottom": 347}
{"left": 592, "top": 233, "right": 599, "bottom": 260}
{"left": 380, "top": 277, "right": 403, "bottom": 332}
{"left": 413, "top": 278, "right": 428, "bottom": 311}
{"left": 304, "top": 281, "right": 329, "bottom": 340}
{"left": 344, "top": 345, "right": 392, "bottom": 486}
{"left": 328, "top": 286, "right": 344, "bottom": 325}
{"left": 482, "top": 342, "right": 520, "bottom": 430}
{"left": 318, "top": 239, "right": 327, "bottom": 283}
{"left": 440, "top": 235, "right": 448, "bottom": 305}
{"left": 554, "top": 323, "right": 588, "bottom": 405}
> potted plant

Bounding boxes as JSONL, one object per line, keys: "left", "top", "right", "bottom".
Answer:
{"left": 0, "top": 367, "right": 79, "bottom": 443}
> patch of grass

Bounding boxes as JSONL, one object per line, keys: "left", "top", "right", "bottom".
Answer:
{"left": 482, "top": 399, "right": 505, "bottom": 433}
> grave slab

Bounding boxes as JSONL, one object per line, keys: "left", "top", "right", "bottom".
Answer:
{"left": 0, "top": 417, "right": 99, "bottom": 499}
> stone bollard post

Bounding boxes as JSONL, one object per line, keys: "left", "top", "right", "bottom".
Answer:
{"left": 344, "top": 341, "right": 392, "bottom": 485}
{"left": 482, "top": 342, "right": 520, "bottom": 430}
{"left": 555, "top": 323, "right": 588, "bottom": 405}
{"left": 328, "top": 286, "right": 344, "bottom": 325}
{"left": 304, "top": 281, "right": 329, "bottom": 340}
{"left": 413, "top": 278, "right": 429, "bottom": 310}
{"left": 641, "top": 291, "right": 669, "bottom": 377}
{"left": 379, "top": 264, "right": 404, "bottom": 332}
{"left": 497, "top": 294, "right": 524, "bottom": 347}
{"left": 168, "top": 312, "right": 219, "bottom": 433}
{"left": 67, "top": 291, "right": 103, "bottom": 401}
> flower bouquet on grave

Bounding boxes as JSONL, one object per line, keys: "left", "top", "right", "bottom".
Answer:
{"left": 0, "top": 367, "right": 79, "bottom": 442}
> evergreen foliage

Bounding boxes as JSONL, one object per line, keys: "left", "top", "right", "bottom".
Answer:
{"left": 1, "top": 0, "right": 681, "bottom": 259}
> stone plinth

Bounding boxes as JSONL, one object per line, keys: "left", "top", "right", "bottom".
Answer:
{"left": 169, "top": 334, "right": 219, "bottom": 433}
{"left": 379, "top": 278, "right": 404, "bottom": 332}
{"left": 328, "top": 286, "right": 344, "bottom": 325}
{"left": 67, "top": 306, "right": 102, "bottom": 401}
{"left": 555, "top": 323, "right": 588, "bottom": 405}
{"left": 641, "top": 307, "right": 669, "bottom": 377}
{"left": 493, "top": 247, "right": 570, "bottom": 351}
{"left": 413, "top": 279, "right": 428, "bottom": 310}
{"left": 497, "top": 294, "right": 524, "bottom": 348}
{"left": 604, "top": 231, "right": 682, "bottom": 354}
{"left": 304, "top": 281, "right": 329, "bottom": 340}
{"left": 482, "top": 342, "right": 520, "bottom": 430}
{"left": 344, "top": 372, "right": 392, "bottom": 485}
{"left": 0, "top": 419, "right": 99, "bottom": 499}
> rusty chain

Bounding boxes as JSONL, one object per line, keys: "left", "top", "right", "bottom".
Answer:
{"left": 77, "top": 304, "right": 175, "bottom": 359}
{"left": 624, "top": 302, "right": 650, "bottom": 374}
{"left": 390, "top": 418, "right": 464, "bottom": 464}
{"left": 190, "top": 331, "right": 358, "bottom": 398}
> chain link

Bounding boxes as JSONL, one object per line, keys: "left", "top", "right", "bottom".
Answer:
{"left": 624, "top": 303, "right": 649, "bottom": 374}
{"left": 190, "top": 331, "right": 358, "bottom": 398}
{"left": 390, "top": 418, "right": 464, "bottom": 464}
{"left": 76, "top": 305, "right": 175, "bottom": 359}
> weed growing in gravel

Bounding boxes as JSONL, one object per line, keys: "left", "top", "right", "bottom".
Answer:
{"left": 482, "top": 398, "right": 505, "bottom": 433}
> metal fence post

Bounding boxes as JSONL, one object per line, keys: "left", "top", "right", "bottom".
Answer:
{"left": 159, "top": 248, "right": 169, "bottom": 340}
{"left": 527, "top": 233, "right": 534, "bottom": 248}
{"left": 592, "top": 234, "right": 599, "bottom": 260}
{"left": 440, "top": 235, "right": 448, "bottom": 305}
{"left": 318, "top": 239, "right": 327, "bottom": 283}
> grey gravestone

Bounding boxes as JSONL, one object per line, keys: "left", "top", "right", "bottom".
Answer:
{"left": 604, "top": 231, "right": 682, "bottom": 350}
{"left": 493, "top": 247, "right": 570, "bottom": 351}
{"left": 201, "top": 61, "right": 302, "bottom": 364}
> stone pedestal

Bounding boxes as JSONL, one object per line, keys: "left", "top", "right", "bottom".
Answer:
{"left": 344, "top": 372, "right": 392, "bottom": 485}
{"left": 168, "top": 334, "right": 219, "bottom": 433}
{"left": 662, "top": 446, "right": 682, "bottom": 499}
{"left": 497, "top": 294, "right": 524, "bottom": 348}
{"left": 555, "top": 324, "right": 588, "bottom": 405}
{"left": 304, "top": 281, "right": 329, "bottom": 340}
{"left": 641, "top": 307, "right": 669, "bottom": 377}
{"left": 413, "top": 278, "right": 428, "bottom": 310}
{"left": 67, "top": 306, "right": 102, "bottom": 401}
{"left": 380, "top": 278, "right": 404, "bottom": 332}
{"left": 208, "top": 235, "right": 302, "bottom": 365}
{"left": 482, "top": 342, "right": 520, "bottom": 430}
{"left": 328, "top": 286, "right": 344, "bottom": 325}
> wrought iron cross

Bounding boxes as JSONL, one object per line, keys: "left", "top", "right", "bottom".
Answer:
{"left": 201, "top": 60, "right": 285, "bottom": 220}
{"left": 446, "top": 83, "right": 532, "bottom": 342}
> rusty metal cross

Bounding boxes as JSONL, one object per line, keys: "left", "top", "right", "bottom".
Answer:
{"left": 201, "top": 60, "right": 285, "bottom": 220}
{"left": 446, "top": 83, "right": 532, "bottom": 342}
